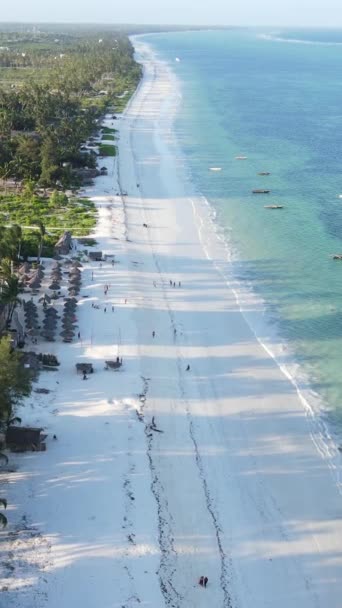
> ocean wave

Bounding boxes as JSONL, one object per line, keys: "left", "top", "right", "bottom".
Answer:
{"left": 258, "top": 32, "right": 342, "bottom": 47}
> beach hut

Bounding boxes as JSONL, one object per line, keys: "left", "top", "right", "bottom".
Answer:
{"left": 54, "top": 231, "right": 72, "bottom": 256}
{"left": 88, "top": 251, "right": 102, "bottom": 261}
{"left": 75, "top": 363, "right": 94, "bottom": 374}
{"left": 6, "top": 426, "right": 47, "bottom": 452}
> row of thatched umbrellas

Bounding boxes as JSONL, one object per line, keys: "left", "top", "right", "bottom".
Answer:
{"left": 61, "top": 297, "right": 78, "bottom": 342}
{"left": 21, "top": 258, "right": 82, "bottom": 341}
{"left": 41, "top": 305, "right": 59, "bottom": 341}
{"left": 23, "top": 300, "right": 39, "bottom": 333}
{"left": 19, "top": 263, "right": 45, "bottom": 290}
{"left": 66, "top": 260, "right": 82, "bottom": 298}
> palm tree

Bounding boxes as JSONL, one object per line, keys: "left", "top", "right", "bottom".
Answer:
{"left": 34, "top": 221, "right": 45, "bottom": 262}
{"left": 0, "top": 273, "right": 22, "bottom": 323}
{"left": 9, "top": 224, "right": 23, "bottom": 261}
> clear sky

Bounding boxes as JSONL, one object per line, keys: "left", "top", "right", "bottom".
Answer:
{"left": 1, "top": 0, "right": 341, "bottom": 27}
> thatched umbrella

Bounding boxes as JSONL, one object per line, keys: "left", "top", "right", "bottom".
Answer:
{"left": 69, "top": 266, "right": 81, "bottom": 274}
{"left": 49, "top": 282, "right": 60, "bottom": 291}
{"left": 71, "top": 260, "right": 82, "bottom": 267}
{"left": 44, "top": 314, "right": 58, "bottom": 324}
{"left": 62, "top": 314, "right": 77, "bottom": 324}
{"left": 51, "top": 270, "right": 62, "bottom": 279}
{"left": 69, "top": 278, "right": 81, "bottom": 287}
{"left": 45, "top": 305, "right": 58, "bottom": 314}
{"left": 43, "top": 321, "right": 58, "bottom": 330}
{"left": 25, "top": 307, "right": 38, "bottom": 316}
{"left": 63, "top": 306, "right": 76, "bottom": 317}
{"left": 60, "top": 328, "right": 75, "bottom": 337}
{"left": 28, "top": 276, "right": 42, "bottom": 289}
{"left": 32, "top": 267, "right": 44, "bottom": 279}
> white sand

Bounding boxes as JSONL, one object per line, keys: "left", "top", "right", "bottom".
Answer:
{"left": 1, "top": 40, "right": 342, "bottom": 608}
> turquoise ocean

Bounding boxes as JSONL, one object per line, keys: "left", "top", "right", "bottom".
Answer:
{"left": 142, "top": 29, "right": 342, "bottom": 432}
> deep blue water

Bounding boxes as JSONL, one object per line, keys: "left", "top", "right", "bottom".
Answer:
{"left": 142, "top": 29, "right": 342, "bottom": 428}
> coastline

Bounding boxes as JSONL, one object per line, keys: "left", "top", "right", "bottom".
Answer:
{"left": 2, "top": 36, "right": 342, "bottom": 608}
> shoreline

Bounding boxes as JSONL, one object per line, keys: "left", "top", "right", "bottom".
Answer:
{"left": 2, "top": 36, "right": 342, "bottom": 608}
{"left": 134, "top": 38, "right": 342, "bottom": 480}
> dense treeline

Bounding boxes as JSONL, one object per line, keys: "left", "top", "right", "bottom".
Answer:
{"left": 0, "top": 31, "right": 141, "bottom": 186}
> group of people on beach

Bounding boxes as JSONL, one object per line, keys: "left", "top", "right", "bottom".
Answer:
{"left": 199, "top": 576, "right": 208, "bottom": 588}
{"left": 169, "top": 279, "right": 181, "bottom": 288}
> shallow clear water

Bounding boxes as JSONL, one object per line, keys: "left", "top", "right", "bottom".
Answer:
{"left": 142, "top": 29, "right": 342, "bottom": 429}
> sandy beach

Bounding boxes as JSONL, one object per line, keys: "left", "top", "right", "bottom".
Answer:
{"left": 2, "top": 39, "right": 342, "bottom": 608}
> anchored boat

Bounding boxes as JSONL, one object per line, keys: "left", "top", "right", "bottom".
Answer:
{"left": 252, "top": 189, "right": 270, "bottom": 194}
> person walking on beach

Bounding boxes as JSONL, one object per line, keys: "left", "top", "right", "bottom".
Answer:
{"left": 179, "top": 281, "right": 181, "bottom": 287}
{"left": 204, "top": 577, "right": 208, "bottom": 588}
{"left": 152, "top": 330, "right": 155, "bottom": 338}
{"left": 104, "top": 307, "right": 107, "bottom": 313}
{"left": 186, "top": 364, "right": 190, "bottom": 371}
{"left": 78, "top": 332, "right": 81, "bottom": 339}
{"left": 112, "top": 305, "right": 114, "bottom": 312}
{"left": 83, "top": 371, "right": 87, "bottom": 380}
{"left": 173, "top": 282, "right": 176, "bottom": 287}
{"left": 199, "top": 576, "right": 204, "bottom": 587}
{"left": 170, "top": 279, "right": 172, "bottom": 286}
{"left": 174, "top": 328, "right": 177, "bottom": 337}
{"left": 91, "top": 271, "right": 94, "bottom": 280}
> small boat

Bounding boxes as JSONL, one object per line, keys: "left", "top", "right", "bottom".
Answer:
{"left": 235, "top": 155, "right": 248, "bottom": 160}
{"left": 331, "top": 254, "right": 342, "bottom": 260}
{"left": 252, "top": 189, "right": 270, "bottom": 194}
{"left": 258, "top": 172, "right": 271, "bottom": 176}
{"left": 210, "top": 167, "right": 222, "bottom": 171}
{"left": 264, "top": 205, "right": 283, "bottom": 209}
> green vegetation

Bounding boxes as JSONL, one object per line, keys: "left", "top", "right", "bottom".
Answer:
{"left": 99, "top": 144, "right": 117, "bottom": 157}
{"left": 0, "top": 28, "right": 141, "bottom": 187}
{"left": 0, "top": 335, "right": 32, "bottom": 424}
{"left": 0, "top": 30, "right": 141, "bottom": 523}
{"left": 0, "top": 190, "right": 97, "bottom": 258}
